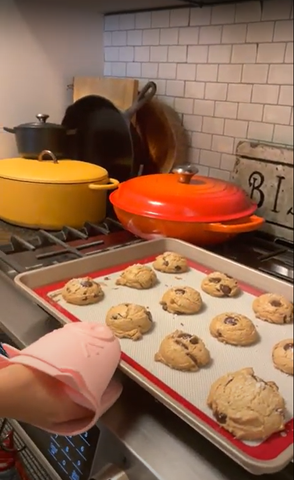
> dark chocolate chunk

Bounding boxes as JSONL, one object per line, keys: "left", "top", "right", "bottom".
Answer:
{"left": 80, "top": 280, "right": 93, "bottom": 288}
{"left": 214, "top": 411, "right": 227, "bottom": 424}
{"left": 161, "top": 302, "right": 168, "bottom": 311}
{"left": 224, "top": 316, "right": 238, "bottom": 326}
{"left": 220, "top": 284, "right": 232, "bottom": 296}
{"left": 283, "top": 342, "right": 293, "bottom": 351}
{"left": 175, "top": 339, "right": 188, "bottom": 350}
{"left": 175, "top": 265, "right": 183, "bottom": 272}
{"left": 209, "top": 277, "right": 221, "bottom": 283}
{"left": 190, "top": 336, "right": 199, "bottom": 345}
{"left": 271, "top": 300, "right": 282, "bottom": 307}
{"left": 163, "top": 260, "right": 169, "bottom": 266}
{"left": 82, "top": 296, "right": 88, "bottom": 302}
{"left": 112, "top": 315, "right": 118, "bottom": 320}
{"left": 146, "top": 311, "right": 153, "bottom": 322}
{"left": 217, "top": 330, "right": 222, "bottom": 337}
{"left": 175, "top": 288, "right": 186, "bottom": 295}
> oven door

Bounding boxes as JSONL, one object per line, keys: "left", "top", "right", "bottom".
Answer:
{"left": 17, "top": 420, "right": 158, "bottom": 480}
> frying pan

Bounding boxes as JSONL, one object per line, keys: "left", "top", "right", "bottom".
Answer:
{"left": 62, "top": 81, "right": 157, "bottom": 182}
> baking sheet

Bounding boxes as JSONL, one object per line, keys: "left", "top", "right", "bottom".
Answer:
{"left": 14, "top": 239, "right": 294, "bottom": 475}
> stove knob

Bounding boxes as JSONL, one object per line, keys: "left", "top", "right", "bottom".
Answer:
{"left": 90, "top": 463, "right": 129, "bottom": 480}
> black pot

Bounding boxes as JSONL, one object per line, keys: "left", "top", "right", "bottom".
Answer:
{"left": 4, "top": 113, "right": 76, "bottom": 159}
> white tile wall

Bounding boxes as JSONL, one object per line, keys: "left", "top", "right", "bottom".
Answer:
{"left": 104, "top": 0, "right": 293, "bottom": 179}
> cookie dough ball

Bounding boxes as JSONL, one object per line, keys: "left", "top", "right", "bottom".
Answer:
{"left": 106, "top": 303, "right": 153, "bottom": 341}
{"left": 61, "top": 277, "right": 104, "bottom": 306}
{"left": 209, "top": 313, "right": 258, "bottom": 346}
{"left": 201, "top": 272, "right": 239, "bottom": 298}
{"left": 253, "top": 293, "right": 293, "bottom": 324}
{"left": 155, "top": 330, "right": 210, "bottom": 372}
{"left": 116, "top": 264, "right": 157, "bottom": 290}
{"left": 153, "top": 251, "right": 188, "bottom": 274}
{"left": 207, "top": 367, "right": 286, "bottom": 440}
{"left": 272, "top": 339, "right": 293, "bottom": 375}
{"left": 160, "top": 286, "right": 203, "bottom": 315}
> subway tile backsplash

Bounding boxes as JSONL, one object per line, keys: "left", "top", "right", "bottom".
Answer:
{"left": 104, "top": 0, "right": 293, "bottom": 180}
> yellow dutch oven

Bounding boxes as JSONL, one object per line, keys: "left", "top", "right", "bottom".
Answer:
{"left": 0, "top": 150, "right": 119, "bottom": 230}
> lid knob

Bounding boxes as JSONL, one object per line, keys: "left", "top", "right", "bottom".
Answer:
{"left": 38, "top": 150, "right": 59, "bottom": 164}
{"left": 172, "top": 164, "right": 199, "bottom": 184}
{"left": 36, "top": 113, "right": 49, "bottom": 123}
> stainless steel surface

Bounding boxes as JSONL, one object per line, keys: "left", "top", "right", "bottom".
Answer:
{"left": 36, "top": 114, "right": 50, "bottom": 124}
{"left": 172, "top": 163, "right": 199, "bottom": 183}
{"left": 39, "top": 149, "right": 59, "bottom": 163}
{"left": 8, "top": 420, "right": 62, "bottom": 480}
{"left": 90, "top": 464, "right": 129, "bottom": 479}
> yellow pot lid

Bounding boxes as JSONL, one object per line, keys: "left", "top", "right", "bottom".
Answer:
{"left": 0, "top": 157, "right": 109, "bottom": 184}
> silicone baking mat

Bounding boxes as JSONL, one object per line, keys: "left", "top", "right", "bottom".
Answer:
{"left": 14, "top": 239, "right": 293, "bottom": 474}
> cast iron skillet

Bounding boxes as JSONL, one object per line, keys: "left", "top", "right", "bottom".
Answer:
{"left": 62, "top": 82, "right": 157, "bottom": 182}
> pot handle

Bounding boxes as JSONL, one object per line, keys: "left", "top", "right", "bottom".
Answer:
{"left": 124, "top": 81, "right": 157, "bottom": 120}
{"left": 89, "top": 178, "right": 119, "bottom": 191}
{"left": 204, "top": 215, "right": 264, "bottom": 234}
{"left": 3, "top": 127, "right": 15, "bottom": 134}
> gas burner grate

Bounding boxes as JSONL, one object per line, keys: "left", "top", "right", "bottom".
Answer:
{"left": 209, "top": 231, "right": 293, "bottom": 284}
{"left": 0, "top": 218, "right": 141, "bottom": 279}
{"left": 0, "top": 218, "right": 125, "bottom": 254}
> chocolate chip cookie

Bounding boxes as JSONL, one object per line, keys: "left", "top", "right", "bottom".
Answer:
{"left": 207, "top": 367, "right": 286, "bottom": 440}
{"left": 105, "top": 303, "right": 153, "bottom": 341}
{"left": 160, "top": 286, "right": 203, "bottom": 315}
{"left": 116, "top": 264, "right": 157, "bottom": 290}
{"left": 201, "top": 272, "right": 239, "bottom": 298}
{"left": 154, "top": 330, "right": 211, "bottom": 372}
{"left": 209, "top": 313, "right": 258, "bottom": 346}
{"left": 153, "top": 251, "right": 188, "bottom": 274}
{"left": 61, "top": 277, "right": 104, "bottom": 306}
{"left": 272, "top": 339, "right": 293, "bottom": 375}
{"left": 253, "top": 293, "right": 293, "bottom": 324}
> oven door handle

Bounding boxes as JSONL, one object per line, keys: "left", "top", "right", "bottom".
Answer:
{"left": 90, "top": 463, "right": 129, "bottom": 480}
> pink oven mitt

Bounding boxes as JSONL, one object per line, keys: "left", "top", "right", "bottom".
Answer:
{"left": 0, "top": 323, "right": 122, "bottom": 436}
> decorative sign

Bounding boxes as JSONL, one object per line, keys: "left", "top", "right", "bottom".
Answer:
{"left": 232, "top": 141, "right": 293, "bottom": 241}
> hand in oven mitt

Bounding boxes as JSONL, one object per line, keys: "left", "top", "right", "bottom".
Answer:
{"left": 0, "top": 323, "right": 122, "bottom": 435}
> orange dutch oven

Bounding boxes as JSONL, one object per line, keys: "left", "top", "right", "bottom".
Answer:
{"left": 110, "top": 165, "right": 265, "bottom": 246}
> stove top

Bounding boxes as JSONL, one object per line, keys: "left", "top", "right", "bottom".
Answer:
{"left": 0, "top": 218, "right": 143, "bottom": 278}
{"left": 0, "top": 218, "right": 292, "bottom": 284}
{"left": 210, "top": 231, "right": 293, "bottom": 284}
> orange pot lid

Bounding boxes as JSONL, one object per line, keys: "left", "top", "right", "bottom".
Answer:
{"left": 110, "top": 166, "right": 257, "bottom": 223}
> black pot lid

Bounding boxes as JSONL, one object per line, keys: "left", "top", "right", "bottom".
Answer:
{"left": 15, "top": 114, "right": 65, "bottom": 130}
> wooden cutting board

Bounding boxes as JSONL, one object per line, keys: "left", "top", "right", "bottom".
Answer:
{"left": 73, "top": 77, "right": 139, "bottom": 112}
